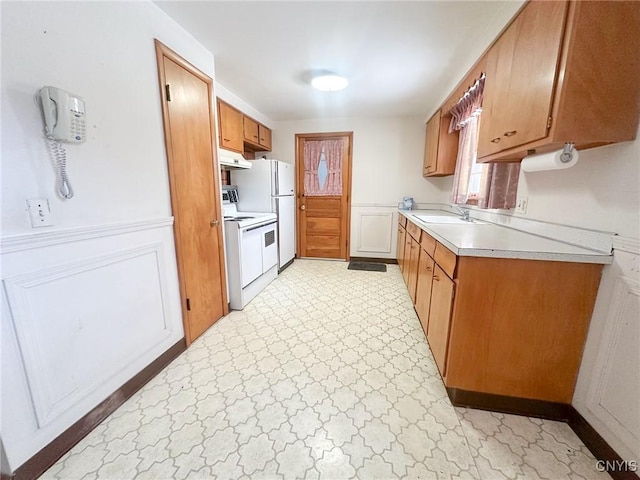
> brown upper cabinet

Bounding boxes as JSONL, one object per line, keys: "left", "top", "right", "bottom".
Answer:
{"left": 217, "top": 99, "right": 243, "bottom": 153}
{"left": 243, "top": 116, "right": 260, "bottom": 145}
{"left": 423, "top": 109, "right": 459, "bottom": 177}
{"left": 218, "top": 98, "right": 273, "bottom": 153}
{"left": 476, "top": 0, "right": 640, "bottom": 162}
{"left": 258, "top": 124, "right": 272, "bottom": 151}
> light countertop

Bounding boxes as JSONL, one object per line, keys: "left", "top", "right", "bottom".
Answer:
{"left": 400, "top": 210, "right": 613, "bottom": 265}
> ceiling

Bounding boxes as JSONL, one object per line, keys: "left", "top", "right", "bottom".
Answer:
{"left": 154, "top": 1, "right": 525, "bottom": 122}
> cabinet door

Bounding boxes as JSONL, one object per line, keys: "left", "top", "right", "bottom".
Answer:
{"left": 243, "top": 116, "right": 260, "bottom": 145}
{"left": 478, "top": 1, "right": 567, "bottom": 158}
{"left": 259, "top": 124, "right": 272, "bottom": 150}
{"left": 402, "top": 233, "right": 413, "bottom": 286}
{"left": 217, "top": 100, "right": 244, "bottom": 153}
{"left": 396, "top": 224, "right": 406, "bottom": 272}
{"left": 415, "top": 248, "right": 435, "bottom": 335}
{"left": 427, "top": 265, "right": 455, "bottom": 377}
{"left": 423, "top": 111, "right": 440, "bottom": 175}
{"left": 407, "top": 237, "right": 420, "bottom": 304}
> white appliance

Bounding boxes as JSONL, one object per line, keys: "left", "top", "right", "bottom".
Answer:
{"left": 233, "top": 159, "right": 296, "bottom": 271}
{"left": 218, "top": 149, "right": 252, "bottom": 169}
{"left": 222, "top": 186, "right": 278, "bottom": 310}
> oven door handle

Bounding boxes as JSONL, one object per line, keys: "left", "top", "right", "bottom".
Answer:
{"left": 244, "top": 220, "right": 277, "bottom": 232}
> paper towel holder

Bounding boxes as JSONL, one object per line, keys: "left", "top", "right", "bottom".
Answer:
{"left": 560, "top": 142, "right": 576, "bottom": 163}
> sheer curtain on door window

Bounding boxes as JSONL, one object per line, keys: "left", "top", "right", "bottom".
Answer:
{"left": 449, "top": 74, "right": 520, "bottom": 209}
{"left": 303, "top": 139, "right": 343, "bottom": 196}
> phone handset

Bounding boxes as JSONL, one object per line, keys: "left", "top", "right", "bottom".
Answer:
{"left": 39, "top": 86, "right": 86, "bottom": 199}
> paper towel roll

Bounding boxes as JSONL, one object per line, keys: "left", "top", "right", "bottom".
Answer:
{"left": 521, "top": 147, "right": 579, "bottom": 172}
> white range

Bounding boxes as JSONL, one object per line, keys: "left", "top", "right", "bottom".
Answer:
{"left": 222, "top": 186, "right": 278, "bottom": 310}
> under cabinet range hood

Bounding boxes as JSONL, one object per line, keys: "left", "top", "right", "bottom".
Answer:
{"left": 217, "top": 149, "right": 252, "bottom": 169}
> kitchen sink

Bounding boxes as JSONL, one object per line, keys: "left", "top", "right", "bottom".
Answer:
{"left": 412, "top": 214, "right": 481, "bottom": 224}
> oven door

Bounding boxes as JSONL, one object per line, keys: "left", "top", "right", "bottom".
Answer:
{"left": 240, "top": 226, "right": 263, "bottom": 287}
{"left": 262, "top": 223, "right": 278, "bottom": 272}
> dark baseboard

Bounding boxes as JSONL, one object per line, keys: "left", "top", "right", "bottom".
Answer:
{"left": 278, "top": 257, "right": 295, "bottom": 273}
{"left": 448, "top": 388, "right": 639, "bottom": 480}
{"left": 349, "top": 257, "right": 398, "bottom": 264}
{"left": 11, "top": 339, "right": 186, "bottom": 480}
{"left": 447, "top": 387, "right": 574, "bottom": 421}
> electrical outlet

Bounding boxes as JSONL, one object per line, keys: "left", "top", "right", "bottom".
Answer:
{"left": 27, "top": 198, "right": 53, "bottom": 227}
{"left": 515, "top": 197, "right": 528, "bottom": 214}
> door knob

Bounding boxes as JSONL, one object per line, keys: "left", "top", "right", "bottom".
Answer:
{"left": 210, "top": 219, "right": 220, "bottom": 227}
{"left": 300, "top": 205, "right": 306, "bottom": 210}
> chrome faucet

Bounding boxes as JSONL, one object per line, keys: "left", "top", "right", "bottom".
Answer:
{"left": 454, "top": 205, "right": 471, "bottom": 222}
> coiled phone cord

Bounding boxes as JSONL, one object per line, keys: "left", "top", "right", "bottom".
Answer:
{"left": 48, "top": 138, "right": 74, "bottom": 199}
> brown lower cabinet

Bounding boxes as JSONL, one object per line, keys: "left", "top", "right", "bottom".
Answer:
{"left": 400, "top": 217, "right": 603, "bottom": 404}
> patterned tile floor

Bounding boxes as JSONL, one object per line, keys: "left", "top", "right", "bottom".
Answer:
{"left": 42, "top": 260, "right": 609, "bottom": 479}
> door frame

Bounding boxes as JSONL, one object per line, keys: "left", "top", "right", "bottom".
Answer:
{"left": 294, "top": 132, "right": 353, "bottom": 261}
{"left": 154, "top": 39, "right": 228, "bottom": 346}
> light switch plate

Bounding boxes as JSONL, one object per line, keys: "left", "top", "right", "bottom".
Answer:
{"left": 515, "top": 197, "right": 528, "bottom": 214}
{"left": 27, "top": 198, "right": 53, "bottom": 227}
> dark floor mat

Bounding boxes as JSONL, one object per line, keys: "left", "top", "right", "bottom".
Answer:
{"left": 347, "top": 262, "right": 387, "bottom": 272}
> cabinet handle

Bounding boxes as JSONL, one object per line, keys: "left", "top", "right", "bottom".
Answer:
{"left": 490, "top": 137, "right": 501, "bottom": 143}
{"left": 253, "top": 135, "right": 258, "bottom": 139}
{"left": 504, "top": 130, "right": 517, "bottom": 137}
{"left": 210, "top": 219, "right": 220, "bottom": 227}
{"left": 223, "top": 138, "right": 230, "bottom": 142}
{"left": 433, "top": 275, "right": 440, "bottom": 281}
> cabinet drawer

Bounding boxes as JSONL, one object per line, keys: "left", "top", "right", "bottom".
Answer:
{"left": 399, "top": 215, "right": 407, "bottom": 228}
{"left": 407, "top": 221, "right": 421, "bottom": 241}
{"left": 434, "top": 242, "right": 457, "bottom": 278}
{"left": 420, "top": 231, "right": 436, "bottom": 257}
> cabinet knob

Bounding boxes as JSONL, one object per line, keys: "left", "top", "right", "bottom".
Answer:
{"left": 504, "top": 130, "right": 517, "bottom": 137}
{"left": 491, "top": 137, "right": 501, "bottom": 143}
{"left": 210, "top": 219, "right": 220, "bottom": 227}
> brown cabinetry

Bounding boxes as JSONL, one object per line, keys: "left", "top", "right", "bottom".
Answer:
{"left": 404, "top": 215, "right": 604, "bottom": 405}
{"left": 396, "top": 218, "right": 407, "bottom": 272}
{"left": 427, "top": 265, "right": 455, "bottom": 377}
{"left": 478, "top": 1, "right": 566, "bottom": 159}
{"left": 258, "top": 124, "right": 272, "bottom": 151}
{"left": 477, "top": 0, "right": 640, "bottom": 162}
{"left": 243, "top": 116, "right": 260, "bottom": 145}
{"left": 423, "top": 109, "right": 459, "bottom": 177}
{"left": 217, "top": 99, "right": 244, "bottom": 153}
{"left": 243, "top": 116, "right": 273, "bottom": 151}
{"left": 218, "top": 98, "right": 273, "bottom": 154}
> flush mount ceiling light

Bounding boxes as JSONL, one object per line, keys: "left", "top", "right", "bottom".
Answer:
{"left": 311, "top": 74, "right": 349, "bottom": 91}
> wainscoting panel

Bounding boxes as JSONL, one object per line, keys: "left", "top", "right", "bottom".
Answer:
{"left": 351, "top": 205, "right": 398, "bottom": 259}
{"left": 573, "top": 240, "right": 640, "bottom": 462}
{"left": 4, "top": 244, "right": 172, "bottom": 428}
{"left": 1, "top": 219, "right": 184, "bottom": 470}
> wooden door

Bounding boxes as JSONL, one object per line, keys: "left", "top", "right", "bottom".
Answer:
{"left": 296, "top": 133, "right": 352, "bottom": 259}
{"left": 407, "top": 237, "right": 420, "bottom": 304}
{"left": 423, "top": 111, "right": 440, "bottom": 175}
{"left": 478, "top": 1, "right": 567, "bottom": 158}
{"left": 415, "top": 248, "right": 435, "bottom": 334}
{"left": 155, "top": 40, "right": 228, "bottom": 345}
{"left": 427, "top": 265, "right": 455, "bottom": 377}
{"left": 243, "top": 116, "right": 260, "bottom": 145}
{"left": 217, "top": 99, "right": 244, "bottom": 153}
{"left": 396, "top": 224, "right": 406, "bottom": 272}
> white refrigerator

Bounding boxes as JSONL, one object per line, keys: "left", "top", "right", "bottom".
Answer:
{"left": 234, "top": 159, "right": 296, "bottom": 271}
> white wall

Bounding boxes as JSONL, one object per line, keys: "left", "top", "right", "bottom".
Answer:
{"left": 0, "top": 0, "right": 214, "bottom": 470}
{"left": 270, "top": 116, "right": 451, "bottom": 258}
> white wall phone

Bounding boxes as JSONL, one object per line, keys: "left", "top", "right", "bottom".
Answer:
{"left": 39, "top": 86, "right": 86, "bottom": 199}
